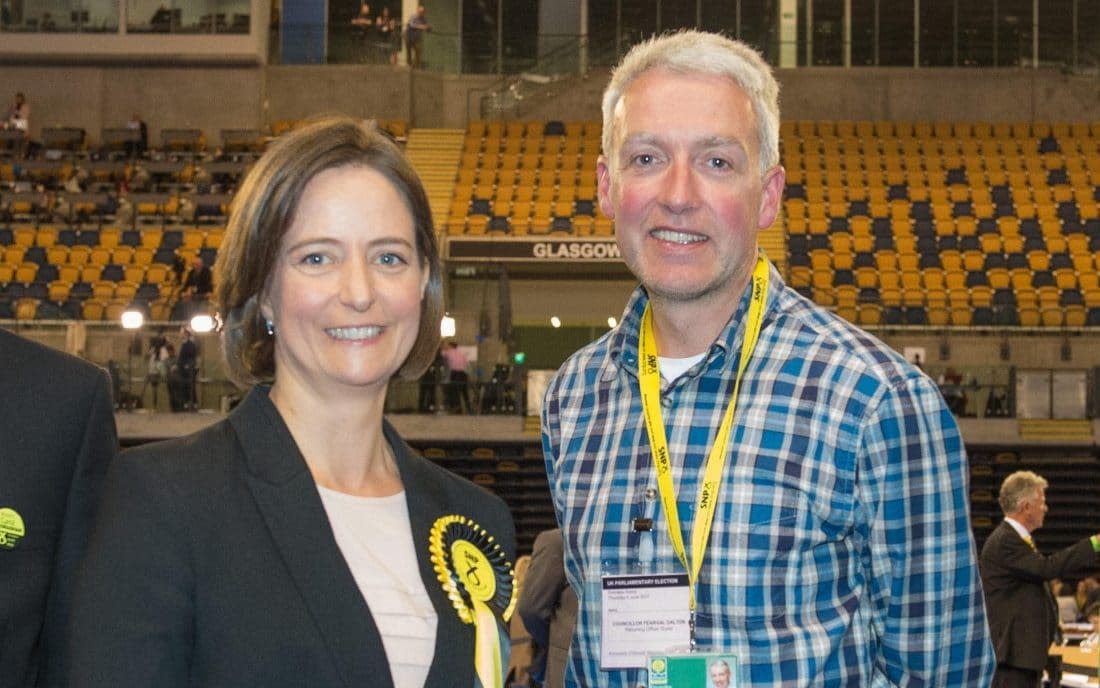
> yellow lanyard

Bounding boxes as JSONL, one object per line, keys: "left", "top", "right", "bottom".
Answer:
{"left": 637, "top": 256, "right": 770, "bottom": 631}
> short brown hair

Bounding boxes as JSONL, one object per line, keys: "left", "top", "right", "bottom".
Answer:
{"left": 215, "top": 115, "right": 442, "bottom": 388}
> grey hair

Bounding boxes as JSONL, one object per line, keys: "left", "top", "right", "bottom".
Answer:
{"left": 601, "top": 30, "right": 781, "bottom": 175}
{"left": 998, "top": 470, "right": 1048, "bottom": 514}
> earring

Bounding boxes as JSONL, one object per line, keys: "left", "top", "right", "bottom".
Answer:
{"left": 265, "top": 320, "right": 275, "bottom": 336}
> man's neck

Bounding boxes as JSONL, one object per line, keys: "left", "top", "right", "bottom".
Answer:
{"left": 648, "top": 274, "right": 753, "bottom": 358}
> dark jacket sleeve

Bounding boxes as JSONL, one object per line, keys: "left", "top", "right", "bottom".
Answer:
{"left": 517, "top": 529, "right": 566, "bottom": 650}
{"left": 41, "top": 367, "right": 118, "bottom": 687}
{"left": 68, "top": 449, "right": 194, "bottom": 688}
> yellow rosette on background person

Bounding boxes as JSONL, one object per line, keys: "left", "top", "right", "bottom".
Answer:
{"left": 430, "top": 515, "right": 517, "bottom": 688}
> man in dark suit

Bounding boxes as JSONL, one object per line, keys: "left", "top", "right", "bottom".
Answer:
{"left": 518, "top": 528, "right": 578, "bottom": 688}
{"left": 980, "top": 470, "right": 1100, "bottom": 688}
{"left": 0, "top": 328, "right": 118, "bottom": 687}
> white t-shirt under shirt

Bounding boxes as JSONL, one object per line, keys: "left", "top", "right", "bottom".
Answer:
{"left": 659, "top": 353, "right": 706, "bottom": 385}
{"left": 317, "top": 487, "right": 438, "bottom": 688}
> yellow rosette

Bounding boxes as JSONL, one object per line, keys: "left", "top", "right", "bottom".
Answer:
{"left": 430, "top": 515, "right": 516, "bottom": 688}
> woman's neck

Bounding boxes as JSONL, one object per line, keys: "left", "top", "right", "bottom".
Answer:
{"left": 270, "top": 381, "right": 403, "bottom": 497}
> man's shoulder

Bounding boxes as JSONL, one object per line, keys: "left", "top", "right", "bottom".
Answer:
{"left": 772, "top": 285, "right": 925, "bottom": 389}
{"left": 0, "top": 328, "right": 106, "bottom": 384}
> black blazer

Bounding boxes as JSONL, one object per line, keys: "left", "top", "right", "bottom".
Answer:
{"left": 69, "top": 386, "right": 515, "bottom": 687}
{"left": 0, "top": 328, "right": 117, "bottom": 688}
{"left": 980, "top": 520, "right": 1100, "bottom": 671}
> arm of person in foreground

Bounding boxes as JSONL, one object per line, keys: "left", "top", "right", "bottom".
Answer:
{"left": 67, "top": 451, "right": 193, "bottom": 688}
{"left": 859, "top": 375, "right": 996, "bottom": 686}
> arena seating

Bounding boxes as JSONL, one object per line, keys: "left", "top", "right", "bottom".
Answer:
{"left": 781, "top": 119, "right": 1100, "bottom": 328}
{"left": 2, "top": 118, "right": 1099, "bottom": 327}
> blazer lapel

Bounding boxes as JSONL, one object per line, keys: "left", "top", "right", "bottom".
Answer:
{"left": 233, "top": 387, "right": 395, "bottom": 688}
{"left": 385, "top": 422, "right": 474, "bottom": 687}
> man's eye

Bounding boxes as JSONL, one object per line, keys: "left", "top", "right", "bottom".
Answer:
{"left": 708, "top": 158, "right": 730, "bottom": 169}
{"left": 632, "top": 154, "right": 655, "bottom": 166}
{"left": 301, "top": 253, "right": 328, "bottom": 265}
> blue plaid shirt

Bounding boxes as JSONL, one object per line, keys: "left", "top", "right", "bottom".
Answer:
{"left": 541, "top": 263, "right": 995, "bottom": 687}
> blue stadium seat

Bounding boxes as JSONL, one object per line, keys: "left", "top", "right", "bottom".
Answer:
{"left": 121, "top": 230, "right": 142, "bottom": 247}
{"left": 101, "top": 264, "right": 125, "bottom": 282}
{"left": 919, "top": 253, "right": 942, "bottom": 269}
{"left": 904, "top": 307, "right": 927, "bottom": 325}
{"left": 833, "top": 269, "right": 855, "bottom": 286}
{"left": 70, "top": 282, "right": 92, "bottom": 300}
{"left": 972, "top": 307, "right": 995, "bottom": 326}
{"left": 24, "top": 246, "right": 47, "bottom": 266}
{"left": 35, "top": 264, "right": 58, "bottom": 284}
{"left": 1051, "top": 253, "right": 1073, "bottom": 270}
{"left": 0, "top": 299, "right": 13, "bottom": 318}
{"left": 1088, "top": 308, "right": 1100, "bottom": 326}
{"left": 984, "top": 253, "right": 1007, "bottom": 270}
{"left": 1032, "top": 271, "right": 1056, "bottom": 288}
{"left": 966, "top": 271, "right": 990, "bottom": 287}
{"left": 853, "top": 252, "right": 875, "bottom": 268}
{"left": 882, "top": 306, "right": 904, "bottom": 325}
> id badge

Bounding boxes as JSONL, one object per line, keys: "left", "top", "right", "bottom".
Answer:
{"left": 599, "top": 572, "right": 690, "bottom": 670}
{"left": 647, "top": 651, "right": 740, "bottom": 687}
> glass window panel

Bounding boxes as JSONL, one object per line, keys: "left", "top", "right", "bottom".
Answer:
{"left": 1079, "top": 0, "right": 1100, "bottom": 72}
{"left": 958, "top": 0, "right": 995, "bottom": 65}
{"left": 462, "top": 0, "right": 498, "bottom": 73}
{"left": 659, "top": 0, "right": 698, "bottom": 33}
{"left": 851, "top": 0, "right": 879, "bottom": 65}
{"left": 879, "top": 0, "right": 914, "bottom": 65}
{"left": 502, "top": 0, "right": 537, "bottom": 73}
{"left": 86, "top": 0, "right": 121, "bottom": 31}
{"left": 811, "top": 0, "right": 844, "bottom": 66}
{"left": 741, "top": 0, "right": 778, "bottom": 63}
{"left": 996, "top": 0, "right": 1032, "bottom": 67}
{"left": 588, "top": 1, "right": 618, "bottom": 67}
{"left": 619, "top": 0, "right": 657, "bottom": 52}
{"left": 129, "top": 0, "right": 180, "bottom": 32}
{"left": 212, "top": 0, "right": 248, "bottom": 32}
{"left": 919, "top": 0, "right": 955, "bottom": 66}
{"left": 701, "top": 1, "right": 738, "bottom": 35}
{"left": 1038, "top": 0, "right": 1073, "bottom": 67}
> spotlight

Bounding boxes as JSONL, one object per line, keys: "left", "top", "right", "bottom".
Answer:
{"left": 440, "top": 313, "right": 456, "bottom": 337}
{"left": 550, "top": 316, "right": 561, "bottom": 328}
{"left": 120, "top": 308, "right": 144, "bottom": 330}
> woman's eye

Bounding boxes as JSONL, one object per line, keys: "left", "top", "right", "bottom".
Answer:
{"left": 301, "top": 253, "right": 328, "bottom": 266}
{"left": 378, "top": 252, "right": 407, "bottom": 266}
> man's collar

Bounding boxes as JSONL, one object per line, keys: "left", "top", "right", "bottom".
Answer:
{"left": 609, "top": 259, "right": 784, "bottom": 377}
{"left": 1004, "top": 516, "right": 1031, "bottom": 539}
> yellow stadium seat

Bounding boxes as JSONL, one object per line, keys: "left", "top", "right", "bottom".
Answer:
{"left": 15, "top": 298, "right": 39, "bottom": 320}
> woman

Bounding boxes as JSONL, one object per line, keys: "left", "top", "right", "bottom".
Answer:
{"left": 70, "top": 117, "right": 516, "bottom": 687}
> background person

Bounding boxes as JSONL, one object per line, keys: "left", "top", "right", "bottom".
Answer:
{"left": 540, "top": 30, "right": 995, "bottom": 686}
{"left": 405, "top": 5, "right": 430, "bottom": 68}
{"left": 517, "top": 528, "right": 577, "bottom": 688}
{"left": 69, "top": 117, "right": 516, "bottom": 687}
{"left": 980, "top": 470, "right": 1100, "bottom": 688}
{"left": 0, "top": 328, "right": 118, "bottom": 687}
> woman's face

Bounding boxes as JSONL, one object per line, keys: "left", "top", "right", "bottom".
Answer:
{"left": 262, "top": 165, "right": 428, "bottom": 397}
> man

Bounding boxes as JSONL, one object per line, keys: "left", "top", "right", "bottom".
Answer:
{"left": 404, "top": 5, "right": 430, "bottom": 68}
{"left": 517, "top": 528, "right": 578, "bottom": 688}
{"left": 0, "top": 328, "right": 118, "bottom": 686}
{"left": 980, "top": 470, "right": 1100, "bottom": 687}
{"left": 177, "top": 327, "right": 199, "bottom": 411}
{"left": 709, "top": 659, "right": 731, "bottom": 688}
{"left": 182, "top": 256, "right": 213, "bottom": 298}
{"left": 540, "top": 31, "right": 995, "bottom": 686}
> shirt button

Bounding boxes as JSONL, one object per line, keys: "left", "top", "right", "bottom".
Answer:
{"left": 644, "top": 487, "right": 657, "bottom": 501}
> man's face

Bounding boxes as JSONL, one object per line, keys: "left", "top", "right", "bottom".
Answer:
{"left": 597, "top": 67, "right": 784, "bottom": 311}
{"left": 1022, "top": 488, "right": 1048, "bottom": 532}
{"left": 710, "top": 662, "right": 731, "bottom": 688}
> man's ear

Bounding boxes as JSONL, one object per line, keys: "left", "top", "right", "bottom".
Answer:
{"left": 596, "top": 155, "right": 617, "bottom": 220}
{"left": 756, "top": 165, "right": 786, "bottom": 230}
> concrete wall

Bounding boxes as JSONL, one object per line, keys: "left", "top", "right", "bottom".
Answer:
{"left": 5, "top": 63, "right": 1100, "bottom": 145}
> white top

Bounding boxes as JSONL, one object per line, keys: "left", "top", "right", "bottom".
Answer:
{"left": 318, "top": 487, "right": 438, "bottom": 688}
{"left": 659, "top": 353, "right": 706, "bottom": 384}
{"left": 1004, "top": 516, "right": 1031, "bottom": 541}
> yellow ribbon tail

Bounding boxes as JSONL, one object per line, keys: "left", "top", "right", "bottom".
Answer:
{"left": 472, "top": 599, "right": 505, "bottom": 688}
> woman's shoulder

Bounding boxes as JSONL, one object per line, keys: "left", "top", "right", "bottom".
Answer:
{"left": 117, "top": 417, "right": 240, "bottom": 485}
